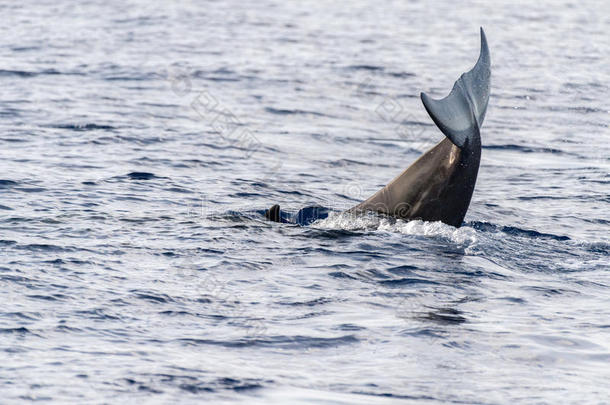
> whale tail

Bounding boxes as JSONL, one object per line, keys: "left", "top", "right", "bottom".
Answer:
{"left": 420, "top": 27, "right": 491, "bottom": 149}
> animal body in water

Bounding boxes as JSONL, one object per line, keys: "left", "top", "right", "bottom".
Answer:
{"left": 266, "top": 28, "right": 491, "bottom": 228}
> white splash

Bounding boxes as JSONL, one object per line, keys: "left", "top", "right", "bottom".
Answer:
{"left": 313, "top": 211, "right": 478, "bottom": 246}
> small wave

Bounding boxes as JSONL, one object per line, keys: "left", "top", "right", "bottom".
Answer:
{"left": 178, "top": 334, "right": 358, "bottom": 349}
{"left": 387, "top": 71, "right": 416, "bottom": 78}
{"left": 48, "top": 123, "right": 116, "bottom": 131}
{"left": 328, "top": 271, "right": 358, "bottom": 280}
{"left": 409, "top": 307, "right": 468, "bottom": 325}
{"left": 75, "top": 308, "right": 121, "bottom": 321}
{"left": 346, "top": 64, "right": 384, "bottom": 71}
{"left": 264, "top": 107, "right": 330, "bottom": 117}
{"left": 0, "top": 327, "right": 33, "bottom": 335}
{"left": 0, "top": 108, "right": 21, "bottom": 118}
{"left": 545, "top": 105, "right": 607, "bottom": 114}
{"left": 314, "top": 212, "right": 478, "bottom": 245}
{"left": 15, "top": 187, "right": 46, "bottom": 193}
{"left": 21, "top": 243, "right": 70, "bottom": 252}
{"left": 132, "top": 291, "right": 174, "bottom": 304}
{"left": 0, "top": 179, "right": 18, "bottom": 188}
{"left": 469, "top": 221, "right": 570, "bottom": 241}
{"left": 0, "top": 69, "right": 82, "bottom": 78}
{"left": 216, "top": 377, "right": 264, "bottom": 392}
{"left": 127, "top": 172, "right": 157, "bottom": 180}
{"left": 177, "top": 377, "right": 264, "bottom": 394}
{"left": 0, "top": 69, "right": 37, "bottom": 78}
{"left": 10, "top": 46, "right": 40, "bottom": 52}
{"left": 148, "top": 376, "right": 268, "bottom": 394}
{"left": 120, "top": 378, "right": 163, "bottom": 394}
{"left": 279, "top": 297, "right": 334, "bottom": 307}
{"left": 27, "top": 294, "right": 66, "bottom": 301}
{"left": 3, "top": 312, "right": 40, "bottom": 321}
{"left": 202, "top": 76, "right": 241, "bottom": 82}
{"left": 483, "top": 144, "right": 566, "bottom": 154}
{"left": 92, "top": 135, "right": 166, "bottom": 145}
{"left": 578, "top": 241, "right": 609, "bottom": 254}
{"left": 380, "top": 277, "right": 439, "bottom": 287}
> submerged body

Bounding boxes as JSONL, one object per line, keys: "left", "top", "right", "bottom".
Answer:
{"left": 264, "top": 204, "right": 330, "bottom": 226}
{"left": 265, "top": 28, "right": 490, "bottom": 228}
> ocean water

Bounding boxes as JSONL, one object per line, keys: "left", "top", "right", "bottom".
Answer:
{"left": 1, "top": 0, "right": 609, "bottom": 403}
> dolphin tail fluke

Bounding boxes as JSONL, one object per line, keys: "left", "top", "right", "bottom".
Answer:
{"left": 420, "top": 27, "right": 491, "bottom": 149}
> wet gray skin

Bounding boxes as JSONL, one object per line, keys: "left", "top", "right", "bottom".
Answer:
{"left": 351, "top": 28, "right": 490, "bottom": 228}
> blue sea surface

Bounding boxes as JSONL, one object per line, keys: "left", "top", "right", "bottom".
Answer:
{"left": 1, "top": 0, "right": 609, "bottom": 403}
